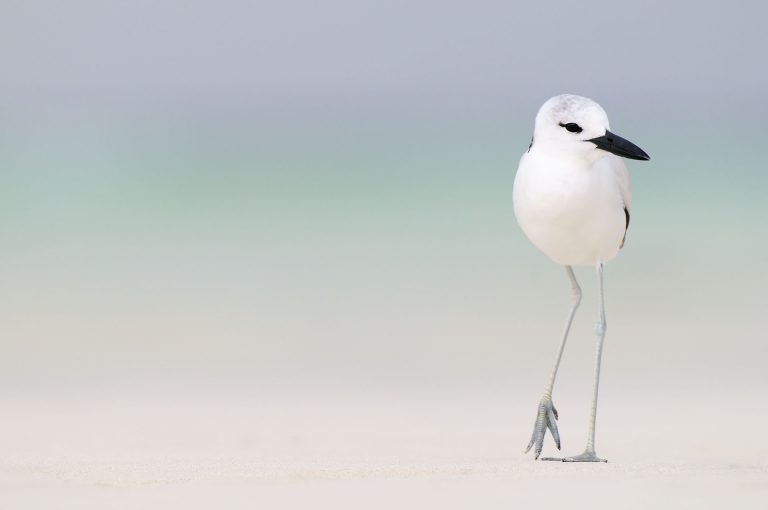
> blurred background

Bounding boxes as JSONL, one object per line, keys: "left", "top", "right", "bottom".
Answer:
{"left": 2, "top": 0, "right": 765, "bottom": 394}
{"left": 1, "top": 1, "right": 767, "bottom": 505}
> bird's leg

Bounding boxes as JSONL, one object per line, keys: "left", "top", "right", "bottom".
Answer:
{"left": 561, "top": 262, "right": 608, "bottom": 463}
{"left": 526, "top": 265, "right": 581, "bottom": 460}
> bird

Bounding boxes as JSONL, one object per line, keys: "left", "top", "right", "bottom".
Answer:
{"left": 513, "top": 94, "right": 650, "bottom": 462}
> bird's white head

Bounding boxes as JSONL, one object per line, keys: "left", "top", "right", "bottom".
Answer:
{"left": 530, "top": 94, "right": 650, "bottom": 164}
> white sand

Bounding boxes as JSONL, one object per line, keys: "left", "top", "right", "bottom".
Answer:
{"left": 2, "top": 387, "right": 766, "bottom": 509}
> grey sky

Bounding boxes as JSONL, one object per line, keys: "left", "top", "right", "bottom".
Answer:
{"left": 1, "top": 1, "right": 766, "bottom": 122}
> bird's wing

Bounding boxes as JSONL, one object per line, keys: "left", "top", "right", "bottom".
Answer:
{"left": 593, "top": 155, "right": 632, "bottom": 247}
{"left": 590, "top": 154, "right": 632, "bottom": 208}
{"left": 609, "top": 155, "right": 631, "bottom": 247}
{"left": 608, "top": 154, "right": 632, "bottom": 211}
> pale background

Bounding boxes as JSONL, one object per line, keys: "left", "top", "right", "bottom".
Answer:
{"left": 1, "top": 1, "right": 767, "bottom": 508}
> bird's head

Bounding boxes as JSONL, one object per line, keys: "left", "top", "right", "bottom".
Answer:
{"left": 532, "top": 94, "right": 650, "bottom": 164}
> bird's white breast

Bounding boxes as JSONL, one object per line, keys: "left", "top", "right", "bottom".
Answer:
{"left": 513, "top": 150, "right": 629, "bottom": 267}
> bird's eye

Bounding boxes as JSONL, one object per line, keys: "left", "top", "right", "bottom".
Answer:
{"left": 559, "top": 122, "right": 583, "bottom": 133}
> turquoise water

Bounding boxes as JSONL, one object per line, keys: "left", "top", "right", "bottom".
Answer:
{"left": 0, "top": 119, "right": 765, "bottom": 392}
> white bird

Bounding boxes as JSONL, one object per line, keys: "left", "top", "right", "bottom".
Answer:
{"left": 513, "top": 94, "right": 650, "bottom": 462}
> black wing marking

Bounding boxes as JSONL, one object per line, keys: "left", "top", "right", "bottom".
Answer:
{"left": 527, "top": 137, "right": 534, "bottom": 153}
{"left": 620, "top": 207, "right": 630, "bottom": 248}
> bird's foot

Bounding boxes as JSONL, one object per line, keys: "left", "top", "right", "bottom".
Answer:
{"left": 564, "top": 450, "right": 607, "bottom": 462}
{"left": 541, "top": 450, "right": 607, "bottom": 462}
{"left": 524, "top": 396, "right": 560, "bottom": 459}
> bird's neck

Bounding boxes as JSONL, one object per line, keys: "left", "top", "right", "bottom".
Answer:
{"left": 528, "top": 144, "right": 603, "bottom": 171}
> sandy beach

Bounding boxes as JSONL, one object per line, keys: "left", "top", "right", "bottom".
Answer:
{"left": 3, "top": 386, "right": 766, "bottom": 509}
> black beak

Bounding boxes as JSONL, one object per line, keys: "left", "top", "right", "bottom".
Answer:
{"left": 588, "top": 130, "right": 650, "bottom": 161}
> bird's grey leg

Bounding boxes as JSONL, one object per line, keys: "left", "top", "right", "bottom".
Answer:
{"left": 561, "top": 262, "right": 608, "bottom": 462}
{"left": 526, "top": 265, "right": 581, "bottom": 460}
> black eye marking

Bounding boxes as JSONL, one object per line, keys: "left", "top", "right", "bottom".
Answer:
{"left": 559, "top": 122, "right": 583, "bottom": 133}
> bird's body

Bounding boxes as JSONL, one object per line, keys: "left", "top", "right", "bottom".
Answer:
{"left": 514, "top": 151, "right": 630, "bottom": 266}
{"left": 513, "top": 94, "right": 649, "bottom": 462}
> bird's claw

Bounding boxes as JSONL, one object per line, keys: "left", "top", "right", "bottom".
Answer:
{"left": 524, "top": 396, "right": 560, "bottom": 459}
